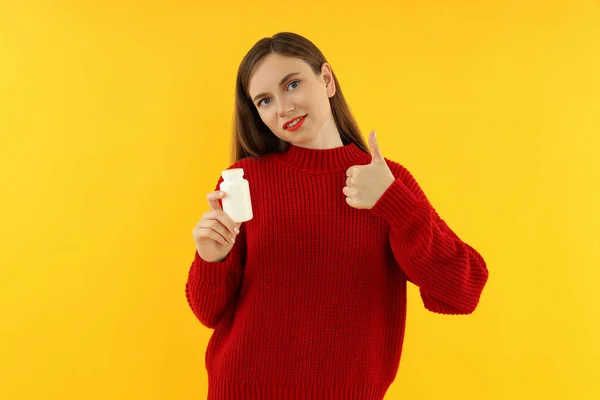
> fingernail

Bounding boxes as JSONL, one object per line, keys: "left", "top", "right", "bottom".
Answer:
{"left": 234, "top": 227, "right": 239, "bottom": 234}
{"left": 231, "top": 236, "right": 235, "bottom": 243}
{"left": 218, "top": 191, "right": 224, "bottom": 197}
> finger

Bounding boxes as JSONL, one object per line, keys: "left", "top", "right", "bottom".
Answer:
{"left": 345, "top": 176, "right": 354, "bottom": 187}
{"left": 234, "top": 222, "right": 242, "bottom": 235}
{"left": 368, "top": 130, "right": 384, "bottom": 163}
{"left": 346, "top": 166, "right": 357, "bottom": 177}
{"left": 204, "top": 209, "right": 238, "bottom": 237}
{"left": 345, "top": 196, "right": 354, "bottom": 207}
{"left": 207, "top": 191, "right": 224, "bottom": 211}
{"left": 197, "top": 227, "right": 230, "bottom": 246}
{"left": 198, "top": 219, "right": 236, "bottom": 243}
{"left": 342, "top": 186, "right": 357, "bottom": 197}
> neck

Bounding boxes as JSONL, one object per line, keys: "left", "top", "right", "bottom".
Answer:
{"left": 289, "top": 115, "right": 343, "bottom": 150}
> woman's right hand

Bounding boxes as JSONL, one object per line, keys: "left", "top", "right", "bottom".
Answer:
{"left": 192, "top": 191, "right": 242, "bottom": 263}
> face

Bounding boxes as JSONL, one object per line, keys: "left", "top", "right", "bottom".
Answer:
{"left": 247, "top": 53, "right": 341, "bottom": 149}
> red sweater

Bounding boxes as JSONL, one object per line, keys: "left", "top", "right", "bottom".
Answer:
{"left": 185, "top": 142, "right": 488, "bottom": 399}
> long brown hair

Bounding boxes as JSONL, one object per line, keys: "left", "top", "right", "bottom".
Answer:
{"left": 230, "top": 32, "right": 369, "bottom": 163}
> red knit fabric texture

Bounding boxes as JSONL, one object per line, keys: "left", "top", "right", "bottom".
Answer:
{"left": 185, "top": 142, "right": 488, "bottom": 399}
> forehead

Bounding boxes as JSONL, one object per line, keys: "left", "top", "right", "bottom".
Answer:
{"left": 248, "top": 54, "right": 312, "bottom": 94}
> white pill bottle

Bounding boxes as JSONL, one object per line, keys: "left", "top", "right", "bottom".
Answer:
{"left": 219, "top": 168, "right": 253, "bottom": 223}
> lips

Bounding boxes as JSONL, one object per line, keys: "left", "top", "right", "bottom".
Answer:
{"left": 283, "top": 114, "right": 307, "bottom": 130}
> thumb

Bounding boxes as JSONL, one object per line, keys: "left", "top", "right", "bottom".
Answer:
{"left": 369, "top": 130, "right": 384, "bottom": 163}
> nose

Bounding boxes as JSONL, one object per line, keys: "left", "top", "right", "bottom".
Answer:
{"left": 277, "top": 97, "right": 295, "bottom": 118}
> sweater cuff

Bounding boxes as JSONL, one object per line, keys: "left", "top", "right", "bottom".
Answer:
{"left": 192, "top": 249, "right": 235, "bottom": 286}
{"left": 370, "top": 178, "right": 419, "bottom": 231}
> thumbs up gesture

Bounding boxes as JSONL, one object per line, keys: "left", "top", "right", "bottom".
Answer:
{"left": 343, "top": 131, "right": 396, "bottom": 210}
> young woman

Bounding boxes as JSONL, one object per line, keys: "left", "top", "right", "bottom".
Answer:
{"left": 187, "top": 32, "right": 488, "bottom": 400}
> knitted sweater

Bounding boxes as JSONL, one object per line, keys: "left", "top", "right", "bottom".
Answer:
{"left": 185, "top": 141, "right": 488, "bottom": 399}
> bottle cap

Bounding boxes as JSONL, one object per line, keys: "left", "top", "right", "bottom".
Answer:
{"left": 222, "top": 168, "right": 244, "bottom": 180}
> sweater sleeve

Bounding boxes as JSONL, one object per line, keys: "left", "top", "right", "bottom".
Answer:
{"left": 185, "top": 175, "right": 246, "bottom": 329}
{"left": 369, "top": 159, "right": 489, "bottom": 315}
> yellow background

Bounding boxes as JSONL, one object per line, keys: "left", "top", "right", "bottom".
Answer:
{"left": 1, "top": 0, "right": 599, "bottom": 399}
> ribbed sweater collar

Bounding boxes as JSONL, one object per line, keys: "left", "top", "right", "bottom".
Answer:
{"left": 273, "top": 141, "right": 369, "bottom": 174}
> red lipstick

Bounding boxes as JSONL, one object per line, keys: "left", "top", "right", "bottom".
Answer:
{"left": 283, "top": 115, "right": 307, "bottom": 131}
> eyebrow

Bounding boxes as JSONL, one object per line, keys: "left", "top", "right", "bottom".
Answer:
{"left": 252, "top": 72, "right": 301, "bottom": 103}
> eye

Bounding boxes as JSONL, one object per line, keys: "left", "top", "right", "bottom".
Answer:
{"left": 257, "top": 81, "right": 300, "bottom": 107}
{"left": 287, "top": 80, "right": 300, "bottom": 90}
{"left": 258, "top": 98, "right": 271, "bottom": 106}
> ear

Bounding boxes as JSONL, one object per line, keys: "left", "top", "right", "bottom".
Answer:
{"left": 321, "top": 62, "right": 336, "bottom": 98}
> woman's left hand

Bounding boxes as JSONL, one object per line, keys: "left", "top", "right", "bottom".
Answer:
{"left": 344, "top": 130, "right": 395, "bottom": 210}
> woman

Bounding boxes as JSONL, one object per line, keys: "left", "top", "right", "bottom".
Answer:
{"left": 186, "top": 32, "right": 488, "bottom": 400}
